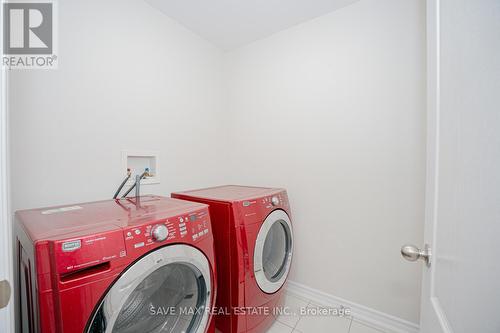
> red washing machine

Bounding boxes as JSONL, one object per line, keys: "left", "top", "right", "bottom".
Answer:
{"left": 14, "top": 195, "right": 217, "bottom": 333}
{"left": 172, "top": 186, "right": 293, "bottom": 333}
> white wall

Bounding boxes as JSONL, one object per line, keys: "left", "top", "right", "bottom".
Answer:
{"left": 9, "top": 0, "right": 226, "bottom": 210}
{"left": 224, "top": 0, "right": 426, "bottom": 323}
{"left": 0, "top": 0, "right": 14, "bottom": 329}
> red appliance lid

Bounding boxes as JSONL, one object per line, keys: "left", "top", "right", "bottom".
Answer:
{"left": 15, "top": 195, "right": 207, "bottom": 241}
{"left": 173, "top": 185, "right": 284, "bottom": 202}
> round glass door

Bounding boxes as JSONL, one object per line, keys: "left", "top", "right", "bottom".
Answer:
{"left": 87, "top": 245, "right": 212, "bottom": 333}
{"left": 254, "top": 210, "right": 293, "bottom": 294}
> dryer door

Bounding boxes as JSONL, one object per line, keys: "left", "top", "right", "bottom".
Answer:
{"left": 253, "top": 210, "right": 293, "bottom": 294}
{"left": 87, "top": 245, "right": 212, "bottom": 333}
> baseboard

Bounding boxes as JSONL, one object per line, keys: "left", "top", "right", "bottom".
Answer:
{"left": 285, "top": 280, "right": 419, "bottom": 333}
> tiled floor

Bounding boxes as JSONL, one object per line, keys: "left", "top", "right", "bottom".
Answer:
{"left": 266, "top": 292, "right": 386, "bottom": 333}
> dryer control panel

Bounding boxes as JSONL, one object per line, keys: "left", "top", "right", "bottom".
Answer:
{"left": 260, "top": 193, "right": 289, "bottom": 209}
{"left": 238, "top": 190, "right": 290, "bottom": 225}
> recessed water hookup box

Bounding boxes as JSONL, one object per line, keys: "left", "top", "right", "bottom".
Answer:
{"left": 121, "top": 151, "right": 159, "bottom": 185}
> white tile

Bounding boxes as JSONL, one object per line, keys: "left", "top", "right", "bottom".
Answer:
{"left": 266, "top": 320, "right": 294, "bottom": 333}
{"left": 307, "top": 300, "right": 340, "bottom": 309}
{"left": 294, "top": 311, "right": 351, "bottom": 333}
{"left": 305, "top": 302, "right": 353, "bottom": 321}
{"left": 276, "top": 293, "right": 310, "bottom": 328}
{"left": 349, "top": 321, "right": 386, "bottom": 333}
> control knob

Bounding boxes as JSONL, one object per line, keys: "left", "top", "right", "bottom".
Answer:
{"left": 151, "top": 224, "right": 169, "bottom": 242}
{"left": 271, "top": 196, "right": 280, "bottom": 206}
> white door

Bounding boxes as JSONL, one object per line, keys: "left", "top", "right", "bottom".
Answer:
{"left": 414, "top": 1, "right": 500, "bottom": 332}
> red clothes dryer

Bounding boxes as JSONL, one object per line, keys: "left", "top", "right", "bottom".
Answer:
{"left": 172, "top": 186, "right": 293, "bottom": 333}
{"left": 14, "top": 196, "right": 217, "bottom": 333}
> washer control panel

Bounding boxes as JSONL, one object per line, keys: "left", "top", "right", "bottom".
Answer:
{"left": 181, "top": 212, "right": 211, "bottom": 242}
{"left": 151, "top": 224, "right": 169, "bottom": 242}
{"left": 124, "top": 209, "right": 211, "bottom": 255}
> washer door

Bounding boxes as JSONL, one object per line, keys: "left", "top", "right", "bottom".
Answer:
{"left": 253, "top": 210, "right": 293, "bottom": 294}
{"left": 87, "top": 245, "right": 212, "bottom": 333}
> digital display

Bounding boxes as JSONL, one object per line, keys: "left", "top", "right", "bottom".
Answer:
{"left": 190, "top": 215, "right": 197, "bottom": 222}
